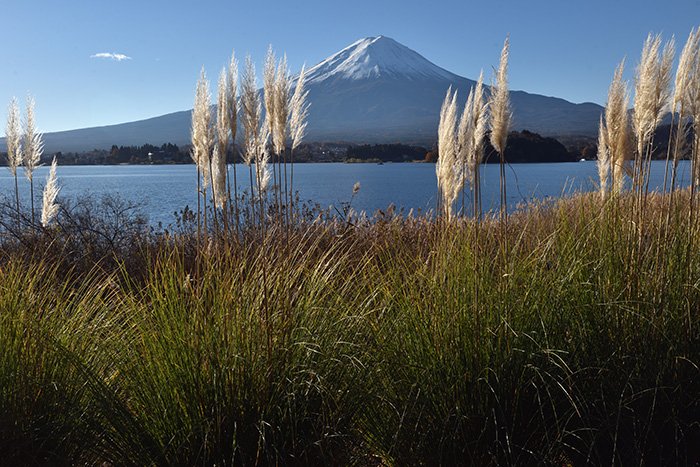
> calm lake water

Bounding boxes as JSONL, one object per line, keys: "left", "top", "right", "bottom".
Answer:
{"left": 0, "top": 161, "right": 691, "bottom": 227}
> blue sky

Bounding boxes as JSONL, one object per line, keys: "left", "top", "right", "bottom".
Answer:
{"left": 1, "top": 0, "right": 699, "bottom": 134}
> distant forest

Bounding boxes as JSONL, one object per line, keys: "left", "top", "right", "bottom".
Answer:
{"left": 345, "top": 144, "right": 427, "bottom": 162}
{"left": 2, "top": 128, "right": 691, "bottom": 166}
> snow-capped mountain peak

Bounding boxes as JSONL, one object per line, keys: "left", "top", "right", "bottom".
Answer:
{"left": 306, "top": 35, "right": 458, "bottom": 83}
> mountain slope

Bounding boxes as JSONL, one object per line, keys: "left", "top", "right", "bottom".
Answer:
{"left": 301, "top": 36, "right": 602, "bottom": 142}
{"left": 1, "top": 36, "right": 603, "bottom": 152}
{"left": 34, "top": 111, "right": 193, "bottom": 153}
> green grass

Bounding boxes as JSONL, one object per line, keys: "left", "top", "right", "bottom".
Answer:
{"left": 0, "top": 193, "right": 698, "bottom": 465}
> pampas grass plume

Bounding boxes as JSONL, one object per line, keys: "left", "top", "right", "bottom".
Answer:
{"left": 213, "top": 68, "right": 229, "bottom": 208}
{"left": 674, "top": 28, "right": 700, "bottom": 113}
{"left": 227, "top": 51, "right": 239, "bottom": 147}
{"left": 22, "top": 95, "right": 43, "bottom": 182}
{"left": 41, "top": 156, "right": 60, "bottom": 227}
{"left": 5, "top": 98, "right": 22, "bottom": 176}
{"left": 489, "top": 37, "right": 511, "bottom": 156}
{"left": 605, "top": 60, "right": 632, "bottom": 194}
{"left": 191, "top": 68, "right": 214, "bottom": 187}
{"left": 633, "top": 34, "right": 675, "bottom": 157}
{"left": 436, "top": 87, "right": 460, "bottom": 219}
{"left": 240, "top": 55, "right": 270, "bottom": 193}
{"left": 289, "top": 65, "right": 309, "bottom": 150}
{"left": 241, "top": 55, "right": 262, "bottom": 167}
{"left": 467, "top": 71, "right": 488, "bottom": 185}
{"left": 263, "top": 46, "right": 277, "bottom": 143}
{"left": 273, "top": 55, "right": 291, "bottom": 155}
{"left": 457, "top": 86, "right": 474, "bottom": 185}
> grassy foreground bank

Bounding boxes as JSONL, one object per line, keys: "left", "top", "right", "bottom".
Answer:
{"left": 0, "top": 192, "right": 699, "bottom": 465}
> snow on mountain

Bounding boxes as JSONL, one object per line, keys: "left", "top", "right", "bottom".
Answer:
{"left": 1, "top": 35, "right": 603, "bottom": 152}
{"left": 305, "top": 36, "right": 458, "bottom": 83}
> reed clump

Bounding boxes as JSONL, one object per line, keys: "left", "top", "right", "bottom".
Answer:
{"left": 0, "top": 188, "right": 697, "bottom": 465}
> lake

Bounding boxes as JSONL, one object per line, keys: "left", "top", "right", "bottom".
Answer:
{"left": 0, "top": 161, "right": 691, "bottom": 227}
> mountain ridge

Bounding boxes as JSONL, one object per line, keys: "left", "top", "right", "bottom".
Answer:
{"left": 1, "top": 35, "right": 603, "bottom": 153}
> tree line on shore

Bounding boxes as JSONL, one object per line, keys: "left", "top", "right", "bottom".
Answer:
{"left": 1, "top": 132, "right": 598, "bottom": 166}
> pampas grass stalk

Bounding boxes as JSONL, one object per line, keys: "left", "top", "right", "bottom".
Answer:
{"left": 462, "top": 71, "right": 488, "bottom": 218}
{"left": 22, "top": 95, "right": 44, "bottom": 225}
{"left": 263, "top": 46, "right": 279, "bottom": 215}
{"left": 191, "top": 68, "right": 214, "bottom": 240}
{"left": 227, "top": 51, "right": 240, "bottom": 234}
{"left": 489, "top": 37, "right": 512, "bottom": 222}
{"left": 472, "top": 73, "right": 489, "bottom": 218}
{"left": 632, "top": 34, "right": 661, "bottom": 194}
{"left": 652, "top": 38, "right": 675, "bottom": 196}
{"left": 457, "top": 86, "right": 475, "bottom": 216}
{"left": 274, "top": 55, "right": 291, "bottom": 225}
{"left": 241, "top": 57, "right": 258, "bottom": 227}
{"left": 40, "top": 156, "right": 59, "bottom": 227}
{"left": 241, "top": 55, "right": 270, "bottom": 226}
{"left": 242, "top": 54, "right": 272, "bottom": 354}
{"left": 488, "top": 37, "right": 513, "bottom": 344}
{"left": 5, "top": 97, "right": 22, "bottom": 225}
{"left": 288, "top": 64, "right": 309, "bottom": 223}
{"left": 214, "top": 68, "right": 230, "bottom": 235}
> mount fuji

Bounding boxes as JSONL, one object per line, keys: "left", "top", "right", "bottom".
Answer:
{"left": 7, "top": 36, "right": 603, "bottom": 152}
{"left": 301, "top": 36, "right": 602, "bottom": 142}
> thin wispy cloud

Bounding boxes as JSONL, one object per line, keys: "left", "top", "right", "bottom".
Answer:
{"left": 90, "top": 52, "right": 132, "bottom": 62}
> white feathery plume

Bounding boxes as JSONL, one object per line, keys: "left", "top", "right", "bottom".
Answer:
{"left": 213, "top": 68, "right": 229, "bottom": 208}
{"left": 227, "top": 51, "right": 239, "bottom": 148}
{"left": 5, "top": 98, "right": 22, "bottom": 176}
{"left": 240, "top": 55, "right": 270, "bottom": 194}
{"left": 672, "top": 29, "right": 699, "bottom": 171}
{"left": 241, "top": 55, "right": 261, "bottom": 167}
{"left": 436, "top": 87, "right": 452, "bottom": 195}
{"left": 685, "top": 32, "right": 700, "bottom": 144}
{"left": 191, "top": 68, "right": 214, "bottom": 188}
{"left": 489, "top": 37, "right": 511, "bottom": 156}
{"left": 436, "top": 87, "right": 460, "bottom": 219}
{"left": 673, "top": 28, "right": 699, "bottom": 113}
{"left": 605, "top": 59, "right": 633, "bottom": 195}
{"left": 289, "top": 65, "right": 309, "bottom": 150}
{"left": 273, "top": 54, "right": 291, "bottom": 155}
{"left": 470, "top": 73, "right": 489, "bottom": 167}
{"left": 41, "top": 156, "right": 60, "bottom": 227}
{"left": 690, "top": 42, "right": 700, "bottom": 187}
{"left": 22, "top": 95, "right": 45, "bottom": 223}
{"left": 632, "top": 34, "right": 661, "bottom": 145}
{"left": 633, "top": 34, "right": 675, "bottom": 160}
{"left": 660, "top": 38, "right": 676, "bottom": 113}
{"left": 465, "top": 71, "right": 488, "bottom": 188}
{"left": 23, "top": 95, "right": 43, "bottom": 182}
{"left": 263, "top": 46, "right": 277, "bottom": 144}
{"left": 216, "top": 68, "right": 230, "bottom": 155}
{"left": 457, "top": 87, "right": 475, "bottom": 186}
